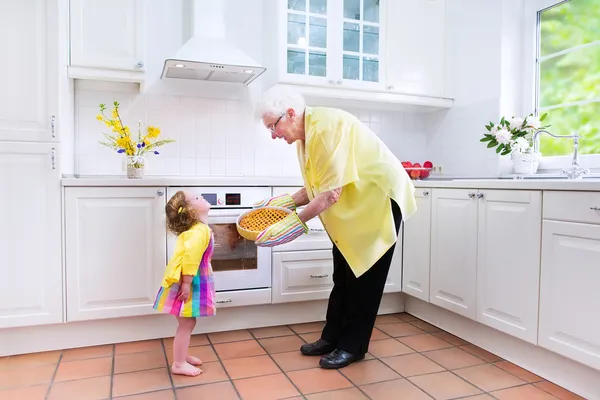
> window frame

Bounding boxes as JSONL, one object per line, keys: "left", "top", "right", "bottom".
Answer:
{"left": 523, "top": 0, "right": 600, "bottom": 171}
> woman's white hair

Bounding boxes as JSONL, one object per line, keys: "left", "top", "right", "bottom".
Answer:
{"left": 254, "top": 85, "right": 306, "bottom": 119}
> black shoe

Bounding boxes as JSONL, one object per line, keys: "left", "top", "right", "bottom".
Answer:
{"left": 300, "top": 339, "right": 335, "bottom": 356}
{"left": 319, "top": 349, "right": 365, "bottom": 369}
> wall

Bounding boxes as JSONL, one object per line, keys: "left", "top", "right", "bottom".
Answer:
{"left": 73, "top": 0, "right": 429, "bottom": 177}
{"left": 424, "top": 0, "right": 525, "bottom": 177}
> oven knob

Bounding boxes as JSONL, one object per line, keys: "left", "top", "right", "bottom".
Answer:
{"left": 217, "top": 198, "right": 224, "bottom": 205}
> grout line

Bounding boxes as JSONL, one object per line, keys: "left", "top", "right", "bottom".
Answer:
{"left": 248, "top": 327, "right": 306, "bottom": 398}
{"left": 109, "top": 344, "right": 115, "bottom": 400}
{"left": 160, "top": 339, "right": 178, "bottom": 400}
{"left": 207, "top": 332, "right": 244, "bottom": 400}
{"left": 44, "top": 351, "right": 63, "bottom": 400}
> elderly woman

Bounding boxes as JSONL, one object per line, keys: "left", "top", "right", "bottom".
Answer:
{"left": 253, "top": 86, "right": 417, "bottom": 369}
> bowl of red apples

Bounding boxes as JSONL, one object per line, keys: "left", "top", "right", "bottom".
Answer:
{"left": 401, "top": 161, "right": 433, "bottom": 180}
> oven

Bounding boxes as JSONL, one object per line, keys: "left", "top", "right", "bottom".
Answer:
{"left": 166, "top": 187, "right": 272, "bottom": 292}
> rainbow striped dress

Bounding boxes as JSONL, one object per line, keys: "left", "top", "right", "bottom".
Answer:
{"left": 153, "top": 234, "right": 216, "bottom": 318}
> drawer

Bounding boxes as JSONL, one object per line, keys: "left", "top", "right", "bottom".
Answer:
{"left": 543, "top": 191, "right": 600, "bottom": 224}
{"left": 272, "top": 250, "right": 334, "bottom": 303}
{"left": 215, "top": 289, "right": 271, "bottom": 308}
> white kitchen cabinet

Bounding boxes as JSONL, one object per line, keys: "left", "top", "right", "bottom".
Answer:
{"left": 265, "top": 0, "right": 386, "bottom": 90}
{"left": 476, "top": 190, "right": 542, "bottom": 344}
{"left": 386, "top": 0, "right": 446, "bottom": 97}
{"left": 272, "top": 250, "right": 334, "bottom": 303}
{"left": 0, "top": 143, "right": 62, "bottom": 328}
{"left": 69, "top": 0, "right": 146, "bottom": 84}
{"left": 539, "top": 213, "right": 600, "bottom": 370}
{"left": 402, "top": 188, "right": 432, "bottom": 302}
{"left": 430, "top": 189, "right": 478, "bottom": 319}
{"left": 0, "top": 0, "right": 59, "bottom": 142}
{"left": 430, "top": 188, "right": 543, "bottom": 340}
{"left": 64, "top": 187, "right": 166, "bottom": 321}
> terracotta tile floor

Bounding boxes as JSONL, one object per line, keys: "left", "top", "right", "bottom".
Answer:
{"left": 0, "top": 313, "right": 585, "bottom": 400}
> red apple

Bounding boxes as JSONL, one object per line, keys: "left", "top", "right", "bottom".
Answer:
{"left": 423, "top": 161, "right": 433, "bottom": 168}
{"left": 401, "top": 161, "right": 413, "bottom": 169}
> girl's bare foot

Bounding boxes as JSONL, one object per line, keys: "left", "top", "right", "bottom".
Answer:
{"left": 172, "top": 362, "right": 202, "bottom": 377}
{"left": 186, "top": 354, "right": 203, "bottom": 366}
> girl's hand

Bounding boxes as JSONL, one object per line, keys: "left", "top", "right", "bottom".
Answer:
{"left": 177, "top": 283, "right": 191, "bottom": 302}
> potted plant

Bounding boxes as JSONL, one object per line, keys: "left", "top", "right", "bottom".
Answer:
{"left": 97, "top": 101, "right": 175, "bottom": 178}
{"left": 480, "top": 113, "right": 549, "bottom": 175}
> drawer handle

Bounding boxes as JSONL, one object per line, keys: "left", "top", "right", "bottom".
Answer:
{"left": 310, "top": 274, "right": 329, "bottom": 279}
{"left": 216, "top": 299, "right": 232, "bottom": 304}
{"left": 591, "top": 206, "right": 600, "bottom": 211}
{"left": 468, "top": 192, "right": 476, "bottom": 198}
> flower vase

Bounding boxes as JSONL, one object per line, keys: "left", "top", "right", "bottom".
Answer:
{"left": 126, "top": 156, "right": 145, "bottom": 179}
{"left": 511, "top": 152, "right": 539, "bottom": 175}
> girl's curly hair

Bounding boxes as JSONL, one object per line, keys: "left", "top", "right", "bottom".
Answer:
{"left": 165, "top": 191, "right": 201, "bottom": 235}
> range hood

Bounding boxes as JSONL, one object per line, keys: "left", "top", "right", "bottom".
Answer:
{"left": 161, "top": 0, "right": 266, "bottom": 85}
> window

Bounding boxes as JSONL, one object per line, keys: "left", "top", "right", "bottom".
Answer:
{"left": 527, "top": 0, "right": 600, "bottom": 167}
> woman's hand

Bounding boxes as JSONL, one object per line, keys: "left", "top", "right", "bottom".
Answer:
{"left": 256, "top": 212, "right": 308, "bottom": 247}
{"left": 177, "top": 282, "right": 191, "bottom": 302}
{"left": 253, "top": 193, "right": 296, "bottom": 211}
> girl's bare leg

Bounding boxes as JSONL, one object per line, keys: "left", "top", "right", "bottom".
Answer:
{"left": 171, "top": 317, "right": 202, "bottom": 376}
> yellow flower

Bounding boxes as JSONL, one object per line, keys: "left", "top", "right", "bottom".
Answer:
{"left": 96, "top": 114, "right": 103, "bottom": 121}
{"left": 147, "top": 126, "right": 160, "bottom": 138}
{"left": 112, "top": 109, "right": 119, "bottom": 119}
{"left": 144, "top": 138, "right": 151, "bottom": 147}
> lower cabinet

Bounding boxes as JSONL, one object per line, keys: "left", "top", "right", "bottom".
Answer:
{"left": 0, "top": 143, "right": 62, "bottom": 328}
{"left": 272, "top": 250, "right": 334, "bottom": 303}
{"left": 539, "top": 195, "right": 600, "bottom": 370}
{"left": 430, "top": 188, "right": 542, "bottom": 344}
{"left": 402, "top": 188, "right": 432, "bottom": 301}
{"left": 64, "top": 186, "right": 167, "bottom": 321}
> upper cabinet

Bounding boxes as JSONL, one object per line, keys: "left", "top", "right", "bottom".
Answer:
{"left": 386, "top": 0, "right": 446, "bottom": 97}
{"left": 68, "top": 0, "right": 146, "bottom": 86}
{"left": 279, "top": 0, "right": 385, "bottom": 90}
{"left": 264, "top": 0, "right": 452, "bottom": 111}
{"left": 0, "top": 0, "right": 59, "bottom": 142}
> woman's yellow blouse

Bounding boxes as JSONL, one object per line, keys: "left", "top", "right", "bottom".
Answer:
{"left": 297, "top": 106, "right": 417, "bottom": 278}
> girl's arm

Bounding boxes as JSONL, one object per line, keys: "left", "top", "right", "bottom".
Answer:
{"left": 297, "top": 187, "right": 341, "bottom": 223}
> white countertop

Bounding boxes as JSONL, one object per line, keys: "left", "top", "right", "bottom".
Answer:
{"left": 61, "top": 175, "right": 305, "bottom": 187}
{"left": 414, "top": 178, "right": 600, "bottom": 191}
{"left": 62, "top": 175, "right": 600, "bottom": 191}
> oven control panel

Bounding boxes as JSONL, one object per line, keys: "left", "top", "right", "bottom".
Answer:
{"left": 167, "top": 187, "right": 272, "bottom": 208}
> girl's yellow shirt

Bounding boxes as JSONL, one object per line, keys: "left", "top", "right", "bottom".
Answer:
{"left": 161, "top": 223, "right": 210, "bottom": 287}
{"left": 297, "top": 106, "right": 417, "bottom": 278}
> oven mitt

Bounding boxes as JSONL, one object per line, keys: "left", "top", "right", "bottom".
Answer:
{"left": 256, "top": 212, "right": 308, "bottom": 247}
{"left": 253, "top": 193, "right": 296, "bottom": 211}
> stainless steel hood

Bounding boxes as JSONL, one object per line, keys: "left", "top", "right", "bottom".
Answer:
{"left": 161, "top": 0, "right": 266, "bottom": 85}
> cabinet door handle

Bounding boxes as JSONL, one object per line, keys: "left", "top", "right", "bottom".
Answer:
{"left": 136, "top": 61, "right": 144, "bottom": 68}
{"left": 336, "top": 79, "right": 342, "bottom": 85}
{"left": 423, "top": 191, "right": 429, "bottom": 196}
{"left": 157, "top": 189, "right": 164, "bottom": 196}
{"left": 216, "top": 299, "right": 232, "bottom": 304}
{"left": 328, "top": 79, "right": 335, "bottom": 85}
{"left": 476, "top": 193, "right": 484, "bottom": 199}
{"left": 591, "top": 206, "right": 599, "bottom": 211}
{"left": 468, "top": 192, "right": 475, "bottom": 198}
{"left": 51, "top": 115, "right": 56, "bottom": 138}
{"left": 387, "top": 85, "right": 394, "bottom": 90}
{"left": 310, "top": 274, "right": 329, "bottom": 279}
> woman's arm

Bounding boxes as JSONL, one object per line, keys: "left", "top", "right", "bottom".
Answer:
{"left": 297, "top": 187, "right": 341, "bottom": 223}
{"left": 291, "top": 187, "right": 309, "bottom": 207}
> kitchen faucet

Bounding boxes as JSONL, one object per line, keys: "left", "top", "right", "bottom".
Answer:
{"left": 532, "top": 129, "right": 590, "bottom": 180}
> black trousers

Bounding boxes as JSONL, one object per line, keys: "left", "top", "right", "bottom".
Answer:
{"left": 320, "top": 200, "right": 402, "bottom": 355}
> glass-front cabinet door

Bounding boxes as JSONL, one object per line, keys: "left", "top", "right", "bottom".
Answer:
{"left": 283, "top": 0, "right": 333, "bottom": 86}
{"left": 277, "top": 0, "right": 385, "bottom": 89}
{"left": 338, "top": 0, "right": 384, "bottom": 89}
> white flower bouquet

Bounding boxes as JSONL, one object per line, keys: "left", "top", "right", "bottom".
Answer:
{"left": 480, "top": 113, "right": 549, "bottom": 156}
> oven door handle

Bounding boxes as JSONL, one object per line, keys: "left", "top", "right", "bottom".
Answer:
{"left": 209, "top": 209, "right": 247, "bottom": 218}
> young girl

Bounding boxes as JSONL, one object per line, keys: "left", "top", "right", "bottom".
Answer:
{"left": 153, "top": 190, "right": 216, "bottom": 377}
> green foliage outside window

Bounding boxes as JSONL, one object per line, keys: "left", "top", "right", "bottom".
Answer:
{"left": 538, "top": 0, "right": 600, "bottom": 156}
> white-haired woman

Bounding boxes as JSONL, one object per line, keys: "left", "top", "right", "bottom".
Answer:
{"left": 253, "top": 85, "right": 417, "bottom": 369}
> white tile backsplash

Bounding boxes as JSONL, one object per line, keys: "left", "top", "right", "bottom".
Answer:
{"left": 74, "top": 86, "right": 429, "bottom": 177}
